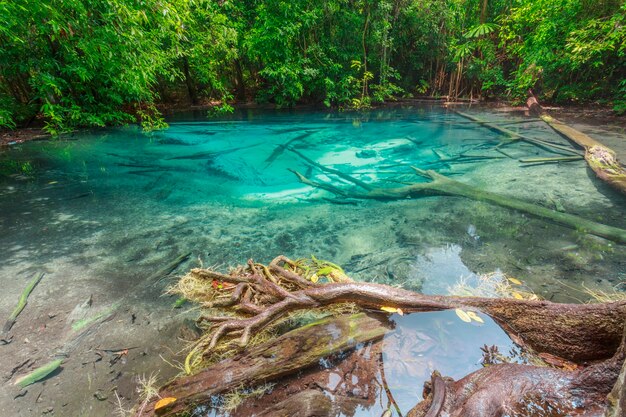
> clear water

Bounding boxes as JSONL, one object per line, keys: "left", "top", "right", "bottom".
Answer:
{"left": 0, "top": 105, "right": 624, "bottom": 416}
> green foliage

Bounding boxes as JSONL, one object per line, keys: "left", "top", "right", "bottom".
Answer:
{"left": 1, "top": 0, "right": 625, "bottom": 130}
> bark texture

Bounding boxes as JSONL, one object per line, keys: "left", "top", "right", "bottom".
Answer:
{"left": 527, "top": 92, "right": 626, "bottom": 194}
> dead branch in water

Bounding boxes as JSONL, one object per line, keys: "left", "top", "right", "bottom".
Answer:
{"left": 527, "top": 91, "right": 626, "bottom": 195}
{"left": 135, "top": 257, "right": 625, "bottom": 416}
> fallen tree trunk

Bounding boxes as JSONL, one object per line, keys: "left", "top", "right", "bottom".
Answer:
{"left": 290, "top": 167, "right": 626, "bottom": 244}
{"left": 408, "top": 325, "right": 626, "bottom": 417}
{"left": 140, "top": 313, "right": 390, "bottom": 416}
{"left": 451, "top": 109, "right": 584, "bottom": 156}
{"left": 187, "top": 257, "right": 625, "bottom": 362}
{"left": 527, "top": 92, "right": 626, "bottom": 195}
{"left": 135, "top": 257, "right": 626, "bottom": 417}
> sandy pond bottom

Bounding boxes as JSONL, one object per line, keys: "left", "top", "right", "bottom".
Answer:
{"left": 0, "top": 105, "right": 624, "bottom": 416}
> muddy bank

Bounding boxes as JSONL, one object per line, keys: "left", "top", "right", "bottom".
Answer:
{"left": 1, "top": 128, "right": 48, "bottom": 147}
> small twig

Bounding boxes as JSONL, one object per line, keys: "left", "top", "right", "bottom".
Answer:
{"left": 519, "top": 156, "right": 583, "bottom": 164}
{"left": 286, "top": 147, "right": 373, "bottom": 191}
{"left": 379, "top": 351, "right": 403, "bottom": 417}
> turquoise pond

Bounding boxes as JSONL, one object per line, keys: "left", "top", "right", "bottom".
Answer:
{"left": 0, "top": 105, "right": 624, "bottom": 416}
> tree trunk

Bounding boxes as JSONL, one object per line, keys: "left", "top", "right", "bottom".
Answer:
{"left": 289, "top": 166, "right": 626, "bottom": 244}
{"left": 140, "top": 313, "right": 390, "bottom": 416}
{"left": 527, "top": 91, "right": 626, "bottom": 194}
{"left": 181, "top": 57, "right": 198, "bottom": 106}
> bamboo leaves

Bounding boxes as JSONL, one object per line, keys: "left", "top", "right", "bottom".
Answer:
{"left": 3, "top": 272, "right": 44, "bottom": 333}
{"left": 14, "top": 358, "right": 63, "bottom": 389}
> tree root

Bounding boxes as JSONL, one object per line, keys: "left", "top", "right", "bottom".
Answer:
{"left": 183, "top": 257, "right": 626, "bottom": 362}
{"left": 136, "top": 257, "right": 626, "bottom": 417}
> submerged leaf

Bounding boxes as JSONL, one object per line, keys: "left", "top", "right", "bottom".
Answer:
{"left": 508, "top": 277, "right": 522, "bottom": 285}
{"left": 512, "top": 292, "right": 524, "bottom": 300}
{"left": 14, "top": 358, "right": 63, "bottom": 388}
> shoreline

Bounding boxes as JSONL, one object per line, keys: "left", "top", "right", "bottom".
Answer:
{"left": 1, "top": 99, "right": 623, "bottom": 148}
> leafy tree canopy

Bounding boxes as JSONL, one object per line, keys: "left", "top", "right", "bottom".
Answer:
{"left": 0, "top": 0, "right": 624, "bottom": 133}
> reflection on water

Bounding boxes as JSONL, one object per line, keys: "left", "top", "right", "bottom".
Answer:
{"left": 382, "top": 310, "right": 519, "bottom": 415}
{"left": 204, "top": 310, "right": 519, "bottom": 417}
{"left": 0, "top": 106, "right": 624, "bottom": 416}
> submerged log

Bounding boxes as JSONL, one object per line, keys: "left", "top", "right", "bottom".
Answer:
{"left": 451, "top": 109, "right": 584, "bottom": 156}
{"left": 140, "top": 313, "right": 390, "bottom": 416}
{"left": 527, "top": 92, "right": 626, "bottom": 194}
{"left": 136, "top": 258, "right": 626, "bottom": 417}
{"left": 291, "top": 167, "right": 626, "bottom": 244}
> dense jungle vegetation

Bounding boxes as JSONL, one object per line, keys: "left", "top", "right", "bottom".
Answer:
{"left": 0, "top": 0, "right": 625, "bottom": 133}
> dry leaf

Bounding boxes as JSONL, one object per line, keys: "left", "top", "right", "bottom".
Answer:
{"left": 466, "top": 311, "right": 484, "bottom": 323}
{"left": 381, "top": 306, "right": 399, "bottom": 314}
{"left": 155, "top": 397, "right": 177, "bottom": 411}
{"left": 455, "top": 308, "right": 472, "bottom": 323}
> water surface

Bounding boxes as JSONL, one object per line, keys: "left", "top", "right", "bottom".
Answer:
{"left": 0, "top": 105, "right": 624, "bottom": 416}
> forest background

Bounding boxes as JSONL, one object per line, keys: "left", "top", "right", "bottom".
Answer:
{"left": 0, "top": 0, "right": 625, "bottom": 134}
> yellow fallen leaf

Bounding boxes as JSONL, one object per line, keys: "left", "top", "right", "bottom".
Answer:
{"left": 155, "top": 397, "right": 177, "bottom": 411}
{"left": 455, "top": 308, "right": 472, "bottom": 323}
{"left": 329, "top": 270, "right": 353, "bottom": 283}
{"left": 380, "top": 306, "right": 399, "bottom": 314}
{"left": 508, "top": 277, "right": 522, "bottom": 285}
{"left": 512, "top": 292, "right": 524, "bottom": 300}
{"left": 310, "top": 274, "right": 319, "bottom": 283}
{"left": 466, "top": 311, "right": 484, "bottom": 323}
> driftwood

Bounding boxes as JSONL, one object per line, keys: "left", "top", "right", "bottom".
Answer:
{"left": 137, "top": 257, "right": 626, "bottom": 417}
{"left": 290, "top": 167, "right": 626, "bottom": 244}
{"left": 527, "top": 92, "right": 626, "bottom": 194}
{"left": 139, "top": 313, "right": 390, "bottom": 416}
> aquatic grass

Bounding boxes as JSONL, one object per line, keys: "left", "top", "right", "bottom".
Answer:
{"left": 219, "top": 382, "right": 275, "bottom": 413}
{"left": 132, "top": 372, "right": 161, "bottom": 417}
{"left": 582, "top": 283, "right": 626, "bottom": 303}
{"left": 552, "top": 279, "right": 626, "bottom": 303}
{"left": 447, "top": 271, "right": 539, "bottom": 300}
